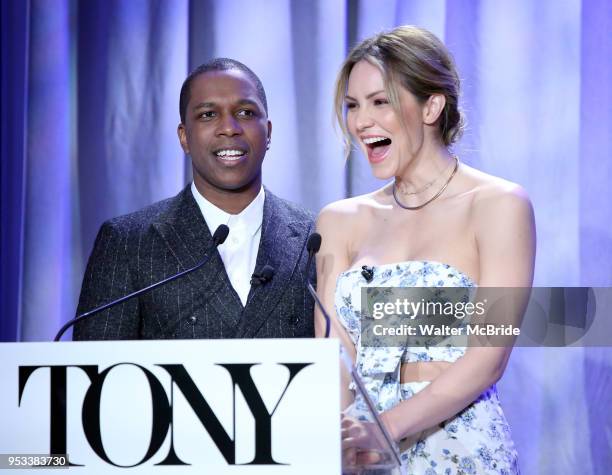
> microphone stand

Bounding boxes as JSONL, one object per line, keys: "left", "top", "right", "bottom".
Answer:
{"left": 55, "top": 225, "right": 229, "bottom": 341}
{"left": 303, "top": 233, "right": 401, "bottom": 468}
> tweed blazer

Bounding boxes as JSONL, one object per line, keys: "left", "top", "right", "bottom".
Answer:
{"left": 73, "top": 186, "right": 316, "bottom": 340}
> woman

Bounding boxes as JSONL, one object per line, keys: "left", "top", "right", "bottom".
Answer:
{"left": 315, "top": 26, "right": 535, "bottom": 473}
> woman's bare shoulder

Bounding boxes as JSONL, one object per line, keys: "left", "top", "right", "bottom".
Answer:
{"left": 317, "top": 193, "right": 380, "bottom": 229}
{"left": 461, "top": 165, "right": 533, "bottom": 226}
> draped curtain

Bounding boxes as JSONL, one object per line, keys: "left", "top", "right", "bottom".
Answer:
{"left": 1, "top": 0, "right": 611, "bottom": 472}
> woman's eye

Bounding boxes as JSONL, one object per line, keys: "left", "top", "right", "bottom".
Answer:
{"left": 373, "top": 98, "right": 389, "bottom": 106}
{"left": 345, "top": 102, "right": 357, "bottom": 110}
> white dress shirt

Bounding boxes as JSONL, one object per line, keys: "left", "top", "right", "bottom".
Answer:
{"left": 191, "top": 183, "right": 265, "bottom": 307}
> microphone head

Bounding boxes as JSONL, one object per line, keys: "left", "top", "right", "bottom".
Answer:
{"left": 213, "top": 224, "right": 230, "bottom": 245}
{"left": 307, "top": 233, "right": 322, "bottom": 253}
{"left": 260, "top": 264, "right": 275, "bottom": 280}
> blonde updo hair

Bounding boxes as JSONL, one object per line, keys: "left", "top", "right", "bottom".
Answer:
{"left": 334, "top": 25, "right": 464, "bottom": 156}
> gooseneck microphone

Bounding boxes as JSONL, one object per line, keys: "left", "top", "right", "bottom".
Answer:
{"left": 250, "top": 265, "right": 275, "bottom": 286}
{"left": 54, "top": 224, "right": 230, "bottom": 342}
{"left": 303, "top": 233, "right": 332, "bottom": 338}
{"left": 306, "top": 233, "right": 402, "bottom": 467}
{"left": 302, "top": 234, "right": 402, "bottom": 467}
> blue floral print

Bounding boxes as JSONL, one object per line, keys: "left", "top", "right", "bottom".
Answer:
{"left": 335, "top": 261, "right": 520, "bottom": 474}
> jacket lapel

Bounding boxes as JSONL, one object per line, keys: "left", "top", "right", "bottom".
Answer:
{"left": 152, "top": 187, "right": 243, "bottom": 330}
{"left": 236, "top": 191, "right": 307, "bottom": 338}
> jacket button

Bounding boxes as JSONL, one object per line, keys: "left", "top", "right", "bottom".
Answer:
{"left": 189, "top": 316, "right": 197, "bottom": 323}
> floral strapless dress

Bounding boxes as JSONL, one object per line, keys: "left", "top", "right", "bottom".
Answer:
{"left": 335, "top": 261, "right": 519, "bottom": 475}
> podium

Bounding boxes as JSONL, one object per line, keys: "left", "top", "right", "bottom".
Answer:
{"left": 0, "top": 338, "right": 400, "bottom": 474}
{"left": 0, "top": 339, "right": 341, "bottom": 473}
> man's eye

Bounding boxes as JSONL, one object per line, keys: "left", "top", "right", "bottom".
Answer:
{"left": 199, "top": 111, "right": 216, "bottom": 119}
{"left": 237, "top": 109, "right": 255, "bottom": 117}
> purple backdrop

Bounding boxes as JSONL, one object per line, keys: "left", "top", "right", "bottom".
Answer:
{"left": 1, "top": 0, "right": 611, "bottom": 472}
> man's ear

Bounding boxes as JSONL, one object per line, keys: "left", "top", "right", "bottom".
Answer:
{"left": 422, "top": 94, "right": 446, "bottom": 125}
{"left": 265, "top": 120, "right": 272, "bottom": 150}
{"left": 177, "top": 123, "right": 190, "bottom": 155}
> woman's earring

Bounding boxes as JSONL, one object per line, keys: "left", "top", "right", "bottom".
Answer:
{"left": 266, "top": 139, "right": 271, "bottom": 150}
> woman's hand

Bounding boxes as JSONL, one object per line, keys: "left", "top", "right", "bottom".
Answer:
{"left": 341, "top": 413, "right": 394, "bottom": 469}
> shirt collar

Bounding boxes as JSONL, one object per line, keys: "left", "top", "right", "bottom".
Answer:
{"left": 191, "top": 182, "right": 265, "bottom": 237}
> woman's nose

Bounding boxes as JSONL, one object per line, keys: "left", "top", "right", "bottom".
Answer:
{"left": 354, "top": 107, "right": 375, "bottom": 132}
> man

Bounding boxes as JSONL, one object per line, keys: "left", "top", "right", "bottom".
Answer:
{"left": 74, "top": 58, "right": 315, "bottom": 340}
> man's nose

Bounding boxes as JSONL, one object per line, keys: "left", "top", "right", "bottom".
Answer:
{"left": 216, "top": 113, "right": 242, "bottom": 136}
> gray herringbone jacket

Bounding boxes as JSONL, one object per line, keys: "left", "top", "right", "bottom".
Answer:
{"left": 73, "top": 186, "right": 315, "bottom": 340}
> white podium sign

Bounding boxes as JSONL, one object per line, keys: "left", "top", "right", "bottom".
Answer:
{"left": 0, "top": 339, "right": 340, "bottom": 473}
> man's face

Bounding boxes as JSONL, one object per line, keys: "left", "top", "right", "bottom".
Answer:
{"left": 178, "top": 70, "right": 271, "bottom": 196}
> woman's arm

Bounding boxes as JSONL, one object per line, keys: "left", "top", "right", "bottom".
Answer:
{"left": 315, "top": 202, "right": 362, "bottom": 409}
{"left": 315, "top": 202, "right": 358, "bottom": 359}
{"left": 380, "top": 185, "right": 536, "bottom": 441}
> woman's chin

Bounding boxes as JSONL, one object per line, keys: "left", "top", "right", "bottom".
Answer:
{"left": 369, "top": 162, "right": 395, "bottom": 181}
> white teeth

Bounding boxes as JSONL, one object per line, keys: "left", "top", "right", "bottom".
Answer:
{"left": 216, "top": 149, "right": 245, "bottom": 160}
{"left": 363, "top": 136, "right": 389, "bottom": 145}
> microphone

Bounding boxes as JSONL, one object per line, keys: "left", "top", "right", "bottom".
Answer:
{"left": 302, "top": 234, "right": 402, "bottom": 468}
{"left": 302, "top": 233, "right": 333, "bottom": 338}
{"left": 304, "top": 233, "right": 321, "bottom": 284}
{"left": 361, "top": 265, "right": 374, "bottom": 282}
{"left": 250, "top": 265, "right": 275, "bottom": 286}
{"left": 54, "top": 224, "right": 230, "bottom": 342}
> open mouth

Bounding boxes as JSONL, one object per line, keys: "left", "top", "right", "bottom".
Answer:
{"left": 363, "top": 136, "right": 392, "bottom": 148}
{"left": 362, "top": 136, "right": 392, "bottom": 163}
{"left": 214, "top": 148, "right": 247, "bottom": 162}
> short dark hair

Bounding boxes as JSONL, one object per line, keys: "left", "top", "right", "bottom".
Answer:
{"left": 179, "top": 58, "right": 268, "bottom": 123}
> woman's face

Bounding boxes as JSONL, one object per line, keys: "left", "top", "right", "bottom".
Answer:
{"left": 346, "top": 60, "right": 426, "bottom": 179}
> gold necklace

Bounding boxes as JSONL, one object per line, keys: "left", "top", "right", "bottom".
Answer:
{"left": 392, "top": 155, "right": 459, "bottom": 211}
{"left": 396, "top": 157, "right": 453, "bottom": 195}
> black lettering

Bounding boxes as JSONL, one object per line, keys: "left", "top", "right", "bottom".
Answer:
{"left": 81, "top": 363, "right": 171, "bottom": 467}
{"left": 18, "top": 361, "right": 313, "bottom": 467}
{"left": 156, "top": 364, "right": 235, "bottom": 464}
{"left": 18, "top": 365, "right": 98, "bottom": 467}
{"left": 219, "top": 362, "right": 312, "bottom": 465}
